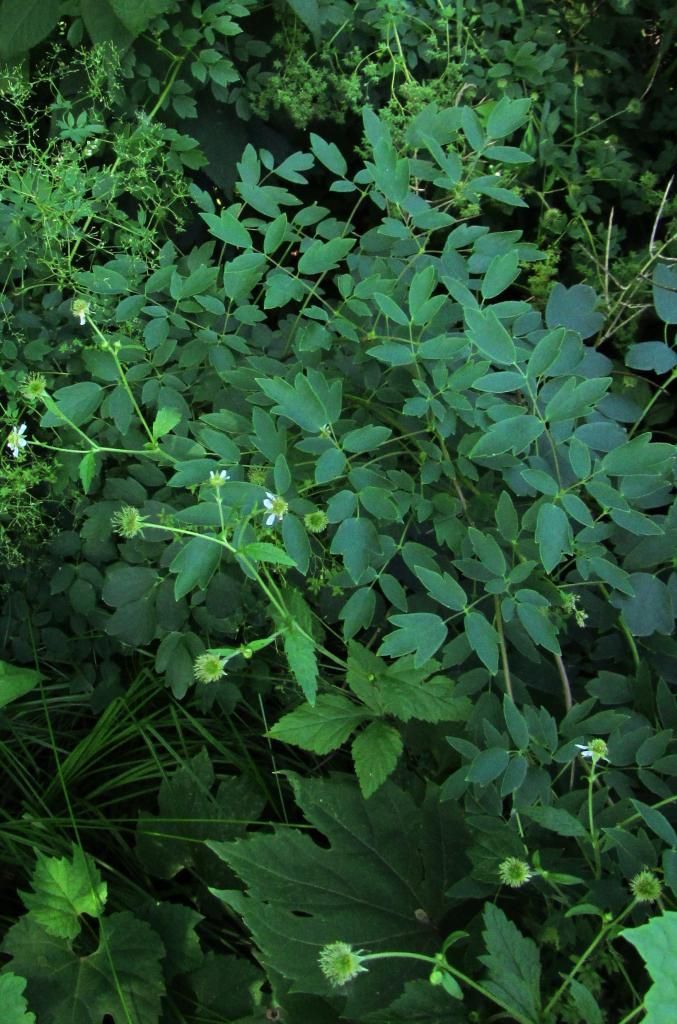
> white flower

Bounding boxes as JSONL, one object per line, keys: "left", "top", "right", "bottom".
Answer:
{"left": 263, "top": 491, "right": 288, "bottom": 526}
{"left": 575, "top": 738, "right": 609, "bottom": 763}
{"left": 7, "top": 423, "right": 28, "bottom": 458}
{"left": 72, "top": 298, "right": 90, "bottom": 326}
{"left": 209, "top": 469, "right": 230, "bottom": 488}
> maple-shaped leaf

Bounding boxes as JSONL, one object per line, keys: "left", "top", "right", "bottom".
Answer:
{"left": 207, "top": 773, "right": 470, "bottom": 1017}
{"left": 19, "top": 845, "right": 107, "bottom": 940}
{"left": 479, "top": 903, "right": 541, "bottom": 1023}
{"left": 135, "top": 748, "right": 265, "bottom": 882}
{"left": 1, "top": 911, "right": 164, "bottom": 1024}
{"left": 0, "top": 974, "right": 36, "bottom": 1024}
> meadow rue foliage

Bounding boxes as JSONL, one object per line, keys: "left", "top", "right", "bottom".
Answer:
{"left": 1, "top": 3, "right": 676, "bottom": 1024}
{"left": 318, "top": 942, "right": 369, "bottom": 987}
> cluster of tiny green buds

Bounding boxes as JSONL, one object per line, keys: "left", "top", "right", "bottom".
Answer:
{"left": 304, "top": 509, "right": 328, "bottom": 533}
{"left": 193, "top": 652, "right": 228, "bottom": 684}
{"left": 111, "top": 505, "right": 146, "bottom": 539}
{"left": 561, "top": 591, "right": 588, "bottom": 627}
{"left": 630, "top": 870, "right": 662, "bottom": 904}
{"left": 248, "top": 466, "right": 267, "bottom": 486}
{"left": 575, "top": 738, "right": 608, "bottom": 764}
{"left": 498, "top": 857, "right": 533, "bottom": 888}
{"left": 72, "top": 298, "right": 90, "bottom": 326}
{"left": 318, "top": 942, "right": 368, "bottom": 988}
{"left": 19, "top": 373, "right": 48, "bottom": 402}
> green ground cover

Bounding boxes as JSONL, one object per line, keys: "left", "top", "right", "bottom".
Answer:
{"left": 0, "top": 1, "right": 675, "bottom": 1021}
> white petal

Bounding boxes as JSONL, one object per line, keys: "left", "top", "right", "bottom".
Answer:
{"left": 265, "top": 513, "right": 275, "bottom": 526}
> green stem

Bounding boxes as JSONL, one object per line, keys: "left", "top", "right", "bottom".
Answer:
{"left": 361, "top": 952, "right": 535, "bottom": 1024}
{"left": 587, "top": 766, "right": 602, "bottom": 880}
{"left": 543, "top": 903, "right": 635, "bottom": 1017}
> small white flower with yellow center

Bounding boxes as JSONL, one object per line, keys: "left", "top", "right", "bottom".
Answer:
{"left": 7, "top": 423, "right": 28, "bottom": 458}
{"left": 209, "top": 469, "right": 230, "bottom": 488}
{"left": 263, "top": 491, "right": 288, "bottom": 526}
{"left": 575, "top": 738, "right": 608, "bottom": 764}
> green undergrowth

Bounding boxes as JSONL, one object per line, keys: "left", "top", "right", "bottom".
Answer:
{"left": 0, "top": 1, "right": 675, "bottom": 1022}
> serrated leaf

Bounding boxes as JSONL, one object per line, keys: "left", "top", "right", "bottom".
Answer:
{"left": 19, "top": 846, "right": 107, "bottom": 940}
{"left": 524, "top": 805, "right": 587, "bottom": 839}
{"left": 480, "top": 903, "right": 541, "bottom": 1022}
{"left": 269, "top": 695, "right": 370, "bottom": 754}
{"left": 621, "top": 913, "right": 677, "bottom": 1024}
{"left": 1, "top": 912, "right": 165, "bottom": 1024}
{"left": 207, "top": 774, "right": 469, "bottom": 1018}
{"left": 277, "top": 588, "right": 320, "bottom": 704}
{"left": 352, "top": 721, "right": 403, "bottom": 798}
{"left": 135, "top": 748, "right": 265, "bottom": 881}
{"left": 152, "top": 406, "right": 182, "bottom": 439}
{"left": 0, "top": 974, "right": 36, "bottom": 1024}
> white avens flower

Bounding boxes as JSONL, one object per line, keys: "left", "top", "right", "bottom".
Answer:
{"left": 72, "top": 298, "right": 90, "bottom": 326}
{"left": 575, "top": 738, "right": 608, "bottom": 764}
{"left": 263, "top": 491, "right": 288, "bottom": 526}
{"left": 209, "top": 469, "right": 230, "bottom": 488}
{"left": 7, "top": 423, "right": 28, "bottom": 458}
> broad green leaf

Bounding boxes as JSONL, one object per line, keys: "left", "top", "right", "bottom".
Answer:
{"left": 516, "top": 601, "right": 561, "bottom": 654}
{"left": 42, "top": 382, "right": 103, "bottom": 428}
{"left": 108, "top": 0, "right": 172, "bottom": 36}
{"left": 269, "top": 694, "right": 370, "bottom": 754}
{"left": 413, "top": 565, "right": 466, "bottom": 611}
{"left": 0, "top": 974, "right": 35, "bottom": 1024}
{"left": 568, "top": 979, "right": 603, "bottom": 1024}
{"left": 200, "top": 208, "right": 252, "bottom": 249}
{"left": 464, "top": 611, "right": 499, "bottom": 674}
{"left": 544, "top": 377, "right": 611, "bottom": 423}
{"left": 0, "top": 660, "right": 42, "bottom": 710}
{"left": 310, "top": 133, "right": 347, "bottom": 176}
{"left": 408, "top": 265, "right": 437, "bottom": 322}
{"left": 19, "top": 846, "right": 107, "bottom": 941}
{"left": 284, "top": 0, "right": 321, "bottom": 44}
{"left": 1, "top": 912, "right": 164, "bottom": 1024}
{"left": 135, "top": 749, "right": 264, "bottom": 881}
{"left": 486, "top": 96, "right": 531, "bottom": 139}
{"left": 611, "top": 574, "right": 674, "bottom": 637}
{"left": 480, "top": 903, "right": 542, "bottom": 1022}
{"left": 601, "top": 434, "right": 674, "bottom": 476}
{"left": 339, "top": 586, "right": 376, "bottom": 640}
{"left": 352, "top": 721, "right": 403, "bottom": 798}
{"left": 524, "top": 806, "right": 587, "bottom": 839}
{"left": 653, "top": 261, "right": 677, "bottom": 324}
{"left": 465, "top": 307, "right": 516, "bottom": 364}
{"left": 481, "top": 251, "right": 520, "bottom": 300}
{"left": 503, "top": 696, "right": 530, "bottom": 750}
{"left": 377, "top": 613, "right": 447, "bottom": 669}
{"left": 466, "top": 748, "right": 509, "bottom": 785}
{"left": 278, "top": 588, "right": 319, "bottom": 704}
{"left": 208, "top": 774, "right": 469, "bottom": 1018}
{"left": 626, "top": 341, "right": 677, "bottom": 374}
{"left": 341, "top": 425, "right": 392, "bottom": 453}
{"left": 495, "top": 491, "right": 519, "bottom": 542}
{"left": 238, "top": 542, "right": 297, "bottom": 567}
{"left": 526, "top": 327, "right": 567, "bottom": 378}
{"left": 545, "top": 283, "right": 604, "bottom": 339}
{"left": 315, "top": 447, "right": 346, "bottom": 483}
{"left": 621, "top": 913, "right": 677, "bottom": 1024}
{"left": 0, "top": 0, "right": 60, "bottom": 57}
{"left": 152, "top": 406, "right": 182, "bottom": 440}
{"left": 535, "top": 503, "right": 571, "bottom": 573}
{"left": 330, "top": 517, "right": 381, "bottom": 584}
{"left": 282, "top": 514, "right": 311, "bottom": 575}
{"left": 374, "top": 291, "right": 409, "bottom": 326}
{"left": 470, "top": 415, "right": 544, "bottom": 458}
{"left": 170, "top": 536, "right": 221, "bottom": 601}
{"left": 298, "top": 237, "right": 355, "bottom": 275}
{"left": 78, "top": 451, "right": 96, "bottom": 494}
{"left": 468, "top": 527, "right": 506, "bottom": 576}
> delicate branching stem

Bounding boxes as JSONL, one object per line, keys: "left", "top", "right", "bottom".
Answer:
{"left": 494, "top": 597, "right": 513, "bottom": 699}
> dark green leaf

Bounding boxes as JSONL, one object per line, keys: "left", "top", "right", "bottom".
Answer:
{"left": 352, "top": 721, "right": 403, "bottom": 798}
{"left": 480, "top": 904, "right": 542, "bottom": 1022}
{"left": 269, "top": 695, "right": 370, "bottom": 754}
{"left": 0, "top": 0, "right": 60, "bottom": 57}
